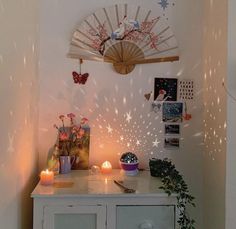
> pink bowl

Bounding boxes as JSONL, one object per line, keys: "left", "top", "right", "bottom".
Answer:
{"left": 120, "top": 162, "right": 139, "bottom": 171}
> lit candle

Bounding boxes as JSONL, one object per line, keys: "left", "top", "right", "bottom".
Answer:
{"left": 101, "top": 161, "right": 112, "bottom": 174}
{"left": 40, "top": 169, "right": 54, "bottom": 186}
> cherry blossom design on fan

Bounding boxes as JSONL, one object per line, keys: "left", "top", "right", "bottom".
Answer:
{"left": 68, "top": 4, "right": 179, "bottom": 74}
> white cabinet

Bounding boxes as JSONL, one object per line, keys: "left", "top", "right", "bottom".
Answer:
{"left": 31, "top": 170, "right": 178, "bottom": 229}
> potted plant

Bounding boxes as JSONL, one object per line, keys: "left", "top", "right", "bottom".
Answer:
{"left": 53, "top": 113, "right": 90, "bottom": 173}
{"left": 149, "top": 158, "right": 196, "bottom": 229}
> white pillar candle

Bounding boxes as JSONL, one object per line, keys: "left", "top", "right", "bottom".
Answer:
{"left": 101, "top": 161, "right": 112, "bottom": 174}
{"left": 40, "top": 169, "right": 54, "bottom": 186}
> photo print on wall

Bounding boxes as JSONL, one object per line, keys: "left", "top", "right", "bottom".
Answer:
{"left": 164, "top": 137, "right": 180, "bottom": 149}
{"left": 154, "top": 78, "right": 178, "bottom": 101}
{"left": 163, "top": 102, "right": 183, "bottom": 123}
{"left": 165, "top": 124, "right": 180, "bottom": 135}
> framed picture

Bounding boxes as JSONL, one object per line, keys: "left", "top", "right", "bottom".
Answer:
{"left": 165, "top": 124, "right": 180, "bottom": 135}
{"left": 162, "top": 102, "right": 183, "bottom": 123}
{"left": 154, "top": 78, "right": 178, "bottom": 101}
{"left": 164, "top": 137, "right": 180, "bottom": 149}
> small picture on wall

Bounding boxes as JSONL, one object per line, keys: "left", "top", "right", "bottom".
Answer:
{"left": 163, "top": 102, "right": 183, "bottom": 123}
{"left": 154, "top": 78, "right": 178, "bottom": 101}
{"left": 165, "top": 124, "right": 180, "bottom": 135}
{"left": 151, "top": 101, "right": 162, "bottom": 113}
{"left": 179, "top": 80, "right": 194, "bottom": 100}
{"left": 164, "top": 138, "right": 180, "bottom": 149}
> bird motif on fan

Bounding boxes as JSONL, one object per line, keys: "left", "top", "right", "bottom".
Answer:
{"left": 68, "top": 4, "right": 179, "bottom": 74}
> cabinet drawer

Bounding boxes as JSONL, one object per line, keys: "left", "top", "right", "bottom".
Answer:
{"left": 43, "top": 205, "right": 106, "bottom": 229}
{"left": 116, "top": 205, "right": 175, "bottom": 229}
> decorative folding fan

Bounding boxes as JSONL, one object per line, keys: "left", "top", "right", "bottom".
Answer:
{"left": 68, "top": 4, "right": 179, "bottom": 74}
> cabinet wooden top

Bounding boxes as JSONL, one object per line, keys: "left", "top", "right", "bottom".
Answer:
{"left": 31, "top": 170, "right": 170, "bottom": 198}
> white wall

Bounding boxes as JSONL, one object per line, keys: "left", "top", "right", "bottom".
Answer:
{"left": 0, "top": 0, "right": 39, "bottom": 228}
{"left": 226, "top": 0, "right": 236, "bottom": 228}
{"left": 38, "top": 0, "right": 204, "bottom": 227}
{"left": 203, "top": 0, "right": 227, "bottom": 228}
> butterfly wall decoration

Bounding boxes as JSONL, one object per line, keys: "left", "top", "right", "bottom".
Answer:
{"left": 72, "top": 72, "right": 89, "bottom": 84}
{"left": 72, "top": 59, "right": 89, "bottom": 85}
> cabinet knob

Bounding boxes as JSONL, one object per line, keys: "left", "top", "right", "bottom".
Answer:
{"left": 139, "top": 220, "right": 154, "bottom": 229}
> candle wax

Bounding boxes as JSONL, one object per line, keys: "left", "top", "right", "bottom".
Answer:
{"left": 101, "top": 161, "right": 112, "bottom": 174}
{"left": 40, "top": 169, "right": 54, "bottom": 186}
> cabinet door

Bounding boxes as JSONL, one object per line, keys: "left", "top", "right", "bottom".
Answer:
{"left": 116, "top": 205, "right": 175, "bottom": 229}
{"left": 43, "top": 205, "right": 106, "bottom": 229}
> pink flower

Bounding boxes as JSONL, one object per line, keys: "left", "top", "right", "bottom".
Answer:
{"left": 59, "top": 115, "right": 65, "bottom": 120}
{"left": 67, "top": 113, "right": 75, "bottom": 119}
{"left": 77, "top": 128, "right": 85, "bottom": 139}
{"left": 59, "top": 132, "right": 69, "bottom": 141}
{"left": 81, "top": 117, "right": 88, "bottom": 125}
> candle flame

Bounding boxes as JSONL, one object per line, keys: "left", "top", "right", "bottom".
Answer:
{"left": 102, "top": 161, "right": 112, "bottom": 168}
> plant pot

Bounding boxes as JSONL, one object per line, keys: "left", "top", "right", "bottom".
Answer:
{"left": 59, "top": 156, "right": 75, "bottom": 174}
{"left": 149, "top": 158, "right": 163, "bottom": 177}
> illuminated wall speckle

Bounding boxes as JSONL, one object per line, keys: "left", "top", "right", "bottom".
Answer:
{"left": 203, "top": 0, "right": 227, "bottom": 228}
{"left": 0, "top": 0, "right": 39, "bottom": 228}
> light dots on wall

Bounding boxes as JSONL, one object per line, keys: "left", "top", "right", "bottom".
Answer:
{"left": 129, "top": 78, "right": 133, "bottom": 86}
{"left": 23, "top": 56, "right": 27, "bottom": 67}
{"left": 123, "top": 97, "right": 127, "bottom": 105}
{"left": 7, "top": 133, "right": 15, "bottom": 153}
{"left": 224, "top": 122, "right": 227, "bottom": 129}
{"left": 79, "top": 88, "right": 85, "bottom": 95}
{"left": 9, "top": 110, "right": 14, "bottom": 117}
{"left": 0, "top": 54, "right": 3, "bottom": 64}
{"left": 94, "top": 93, "right": 98, "bottom": 100}
{"left": 152, "top": 139, "right": 161, "bottom": 147}
{"left": 32, "top": 43, "right": 35, "bottom": 53}
{"left": 125, "top": 112, "right": 132, "bottom": 123}
{"left": 193, "top": 132, "right": 203, "bottom": 137}
{"left": 136, "top": 140, "right": 141, "bottom": 146}
{"left": 209, "top": 69, "right": 212, "bottom": 77}
{"left": 106, "top": 124, "right": 113, "bottom": 134}
{"left": 115, "top": 85, "right": 119, "bottom": 92}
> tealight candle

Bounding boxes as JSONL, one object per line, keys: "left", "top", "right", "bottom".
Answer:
{"left": 101, "top": 161, "right": 112, "bottom": 174}
{"left": 40, "top": 169, "right": 54, "bottom": 186}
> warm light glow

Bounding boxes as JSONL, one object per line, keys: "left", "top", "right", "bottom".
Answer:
{"left": 40, "top": 169, "right": 54, "bottom": 186}
{"left": 105, "top": 178, "right": 108, "bottom": 184}
{"left": 101, "top": 161, "right": 112, "bottom": 174}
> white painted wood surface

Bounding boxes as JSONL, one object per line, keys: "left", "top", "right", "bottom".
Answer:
{"left": 31, "top": 170, "right": 178, "bottom": 229}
